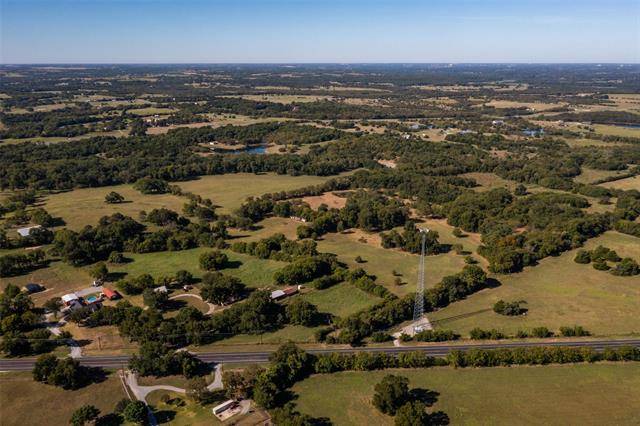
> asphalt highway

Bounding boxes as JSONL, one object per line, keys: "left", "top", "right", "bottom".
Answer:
{"left": 1, "top": 338, "right": 638, "bottom": 371}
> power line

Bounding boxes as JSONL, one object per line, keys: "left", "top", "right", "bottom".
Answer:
{"left": 413, "top": 228, "right": 428, "bottom": 323}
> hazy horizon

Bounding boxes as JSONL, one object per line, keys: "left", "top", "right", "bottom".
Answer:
{"left": 1, "top": 0, "right": 639, "bottom": 64}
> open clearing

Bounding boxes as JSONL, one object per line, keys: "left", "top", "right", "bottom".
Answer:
{"left": 316, "top": 231, "right": 469, "bottom": 296}
{"left": 574, "top": 168, "right": 628, "bottom": 184}
{"left": 292, "top": 363, "right": 640, "bottom": 426}
{"left": 0, "top": 248, "right": 286, "bottom": 307}
{"left": 302, "top": 282, "right": 382, "bottom": 318}
{"left": 145, "top": 114, "right": 288, "bottom": 135}
{"left": 0, "top": 372, "right": 126, "bottom": 426}
{"left": 41, "top": 172, "right": 340, "bottom": 229}
{"left": 0, "top": 259, "right": 94, "bottom": 305}
{"left": 227, "top": 94, "right": 333, "bottom": 104}
{"left": 176, "top": 173, "right": 342, "bottom": 215}
{"left": 428, "top": 232, "right": 640, "bottom": 336}
{"left": 110, "top": 248, "right": 286, "bottom": 288}
{"left": 127, "top": 106, "right": 177, "bottom": 116}
{"left": 460, "top": 172, "right": 519, "bottom": 192}
{"left": 301, "top": 192, "right": 348, "bottom": 210}
{"left": 483, "top": 99, "right": 565, "bottom": 111}
{"left": 592, "top": 124, "right": 640, "bottom": 138}
{"left": 192, "top": 324, "right": 322, "bottom": 348}
{"left": 42, "top": 185, "right": 186, "bottom": 229}
{"left": 598, "top": 175, "right": 639, "bottom": 190}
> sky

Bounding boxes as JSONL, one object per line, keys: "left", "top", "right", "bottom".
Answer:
{"left": 1, "top": 0, "right": 639, "bottom": 64}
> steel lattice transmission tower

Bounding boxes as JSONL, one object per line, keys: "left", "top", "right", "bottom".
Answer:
{"left": 413, "top": 228, "right": 429, "bottom": 322}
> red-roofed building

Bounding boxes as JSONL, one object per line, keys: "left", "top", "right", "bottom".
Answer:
{"left": 101, "top": 288, "right": 121, "bottom": 300}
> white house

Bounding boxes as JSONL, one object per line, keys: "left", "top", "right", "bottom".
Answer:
{"left": 61, "top": 293, "right": 80, "bottom": 306}
{"left": 17, "top": 225, "right": 42, "bottom": 237}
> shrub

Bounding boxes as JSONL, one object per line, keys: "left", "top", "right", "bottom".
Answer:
{"left": 611, "top": 258, "right": 640, "bottom": 276}
{"left": 493, "top": 300, "right": 527, "bottom": 316}
{"left": 372, "top": 375, "right": 410, "bottom": 415}
{"left": 199, "top": 250, "right": 228, "bottom": 271}
{"left": 559, "top": 325, "right": 590, "bottom": 337}
{"left": 531, "top": 327, "right": 553, "bottom": 338}
{"left": 574, "top": 250, "right": 591, "bottom": 264}
{"left": 469, "top": 328, "right": 505, "bottom": 340}
{"left": 414, "top": 329, "right": 459, "bottom": 342}
{"left": 370, "top": 331, "right": 393, "bottom": 343}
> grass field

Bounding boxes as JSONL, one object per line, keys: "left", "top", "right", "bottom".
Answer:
{"left": 127, "top": 107, "right": 177, "bottom": 116}
{"left": 0, "top": 259, "right": 94, "bottom": 304}
{"left": 302, "top": 282, "right": 382, "bottom": 318}
{"left": 192, "top": 324, "right": 322, "bottom": 348}
{"left": 231, "top": 94, "right": 333, "bottom": 104}
{"left": 146, "top": 389, "right": 270, "bottom": 425}
{"left": 428, "top": 231, "right": 640, "bottom": 337}
{"left": 316, "top": 230, "right": 468, "bottom": 296}
{"left": 145, "top": 114, "right": 289, "bottom": 135}
{"left": 292, "top": 363, "right": 640, "bottom": 426}
{"left": 574, "top": 168, "right": 627, "bottom": 184}
{"left": 0, "top": 371, "right": 126, "bottom": 426}
{"left": 592, "top": 124, "right": 640, "bottom": 138}
{"left": 484, "top": 99, "right": 564, "bottom": 111}
{"left": 110, "top": 247, "right": 286, "bottom": 288}
{"left": 598, "top": 175, "right": 640, "bottom": 190}
{"left": 0, "top": 247, "right": 285, "bottom": 308}
{"left": 41, "top": 173, "right": 340, "bottom": 229}
{"left": 460, "top": 172, "right": 519, "bottom": 192}
{"left": 42, "top": 185, "right": 186, "bottom": 229}
{"left": 233, "top": 217, "right": 301, "bottom": 241}
{"left": 177, "top": 173, "right": 341, "bottom": 215}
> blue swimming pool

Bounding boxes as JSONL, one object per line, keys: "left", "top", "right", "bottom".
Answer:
{"left": 85, "top": 295, "right": 99, "bottom": 303}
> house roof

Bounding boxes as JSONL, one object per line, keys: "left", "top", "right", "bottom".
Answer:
{"left": 270, "top": 290, "right": 285, "bottom": 299}
{"left": 102, "top": 288, "right": 118, "bottom": 298}
{"left": 61, "top": 293, "right": 79, "bottom": 303}
{"left": 17, "top": 225, "right": 42, "bottom": 237}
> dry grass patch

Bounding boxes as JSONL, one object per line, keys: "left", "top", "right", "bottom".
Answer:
{"left": 598, "top": 175, "right": 640, "bottom": 190}
{"left": 461, "top": 172, "right": 519, "bottom": 191}
{"left": 574, "top": 168, "right": 627, "bottom": 184}
{"left": 302, "top": 192, "right": 348, "bottom": 210}
{"left": 429, "top": 231, "right": 640, "bottom": 337}
{"left": 0, "top": 372, "right": 126, "bottom": 426}
{"left": 483, "top": 99, "right": 565, "bottom": 111}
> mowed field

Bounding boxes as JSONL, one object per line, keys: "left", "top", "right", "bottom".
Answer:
{"left": 302, "top": 282, "right": 381, "bottom": 318}
{"left": 0, "top": 372, "right": 126, "bottom": 426}
{"left": 110, "top": 248, "right": 286, "bottom": 288}
{"left": 42, "top": 173, "right": 338, "bottom": 229}
{"left": 316, "top": 230, "right": 469, "bottom": 297}
{"left": 292, "top": 363, "right": 640, "bottom": 426}
{"left": 428, "top": 231, "right": 640, "bottom": 336}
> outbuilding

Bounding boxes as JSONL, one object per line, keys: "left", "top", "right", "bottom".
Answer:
{"left": 61, "top": 293, "right": 80, "bottom": 306}
{"left": 24, "top": 283, "right": 44, "bottom": 294}
{"left": 17, "top": 225, "right": 42, "bottom": 237}
{"left": 101, "top": 288, "right": 121, "bottom": 300}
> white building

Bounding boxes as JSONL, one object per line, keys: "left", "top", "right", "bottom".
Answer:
{"left": 17, "top": 225, "right": 42, "bottom": 237}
